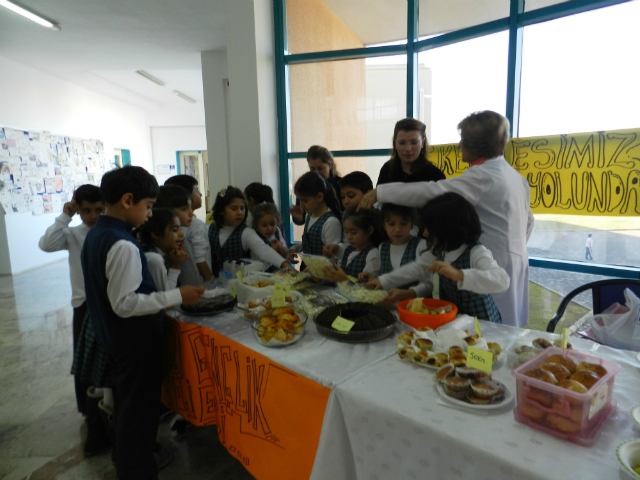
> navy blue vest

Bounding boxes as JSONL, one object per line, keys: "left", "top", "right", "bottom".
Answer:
{"left": 302, "top": 211, "right": 336, "bottom": 255}
{"left": 379, "top": 236, "right": 421, "bottom": 274}
{"left": 340, "top": 245, "right": 374, "bottom": 277}
{"left": 208, "top": 223, "right": 248, "bottom": 274}
{"left": 81, "top": 215, "right": 162, "bottom": 350}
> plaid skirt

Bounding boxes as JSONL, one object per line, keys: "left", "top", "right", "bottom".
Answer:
{"left": 71, "top": 311, "right": 112, "bottom": 388}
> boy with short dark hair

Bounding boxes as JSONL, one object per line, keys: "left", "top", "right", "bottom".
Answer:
{"left": 39, "top": 184, "right": 105, "bottom": 415}
{"left": 82, "top": 166, "right": 203, "bottom": 480}
{"left": 164, "top": 175, "right": 214, "bottom": 282}
{"left": 338, "top": 171, "right": 373, "bottom": 210}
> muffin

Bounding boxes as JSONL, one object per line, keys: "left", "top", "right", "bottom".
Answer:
{"left": 471, "top": 380, "right": 500, "bottom": 399}
{"left": 539, "top": 362, "right": 571, "bottom": 382}
{"left": 443, "top": 377, "right": 471, "bottom": 399}
{"left": 576, "top": 361, "right": 608, "bottom": 378}
{"left": 455, "top": 366, "right": 480, "bottom": 379}
{"left": 468, "top": 393, "right": 492, "bottom": 405}
{"left": 434, "top": 363, "right": 456, "bottom": 383}
{"left": 415, "top": 338, "right": 434, "bottom": 352}
{"left": 546, "top": 354, "right": 578, "bottom": 374}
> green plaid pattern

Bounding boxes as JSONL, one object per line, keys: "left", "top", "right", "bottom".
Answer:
{"left": 302, "top": 211, "right": 336, "bottom": 255}
{"left": 340, "top": 245, "right": 374, "bottom": 277}
{"left": 209, "top": 223, "right": 248, "bottom": 272}
{"left": 71, "top": 311, "right": 112, "bottom": 387}
{"left": 438, "top": 241, "right": 502, "bottom": 323}
{"left": 379, "top": 236, "right": 421, "bottom": 289}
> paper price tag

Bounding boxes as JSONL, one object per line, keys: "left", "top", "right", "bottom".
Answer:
{"left": 331, "top": 315, "right": 355, "bottom": 332}
{"left": 236, "top": 271, "right": 243, "bottom": 283}
{"left": 466, "top": 347, "right": 493, "bottom": 374}
{"left": 475, "top": 317, "right": 482, "bottom": 337}
{"left": 561, "top": 328, "right": 569, "bottom": 349}
{"left": 273, "top": 283, "right": 291, "bottom": 296}
{"left": 271, "top": 292, "right": 286, "bottom": 308}
{"left": 347, "top": 275, "right": 358, "bottom": 283}
{"left": 231, "top": 284, "right": 236, "bottom": 298}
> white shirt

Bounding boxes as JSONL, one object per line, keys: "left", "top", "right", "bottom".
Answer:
{"left": 379, "top": 243, "right": 510, "bottom": 296}
{"left": 586, "top": 237, "right": 593, "bottom": 249}
{"left": 184, "top": 217, "right": 209, "bottom": 264}
{"left": 216, "top": 225, "right": 288, "bottom": 268}
{"left": 179, "top": 237, "right": 204, "bottom": 287}
{"left": 145, "top": 249, "right": 180, "bottom": 292}
{"left": 386, "top": 238, "right": 432, "bottom": 297}
{"left": 377, "top": 156, "right": 532, "bottom": 327}
{"left": 105, "top": 240, "right": 183, "bottom": 317}
{"left": 293, "top": 215, "right": 343, "bottom": 252}
{"left": 38, "top": 213, "right": 90, "bottom": 308}
{"left": 333, "top": 243, "right": 381, "bottom": 275}
{"left": 250, "top": 233, "right": 288, "bottom": 262}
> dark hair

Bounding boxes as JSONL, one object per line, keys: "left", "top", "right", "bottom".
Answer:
{"left": 388, "top": 118, "right": 431, "bottom": 176}
{"left": 164, "top": 175, "right": 198, "bottom": 192}
{"left": 419, "top": 192, "right": 482, "bottom": 257}
{"left": 307, "top": 145, "right": 339, "bottom": 177}
{"left": 154, "top": 185, "right": 192, "bottom": 209}
{"left": 338, "top": 171, "right": 373, "bottom": 194}
{"left": 380, "top": 203, "right": 417, "bottom": 225}
{"left": 244, "top": 182, "right": 275, "bottom": 205}
{"left": 457, "top": 110, "right": 510, "bottom": 160}
{"left": 342, "top": 207, "right": 385, "bottom": 247}
{"left": 133, "top": 208, "right": 179, "bottom": 252}
{"left": 294, "top": 172, "right": 342, "bottom": 220}
{"left": 212, "top": 186, "right": 247, "bottom": 227}
{"left": 251, "top": 203, "right": 282, "bottom": 230}
{"left": 74, "top": 184, "right": 104, "bottom": 206}
{"left": 100, "top": 166, "right": 159, "bottom": 205}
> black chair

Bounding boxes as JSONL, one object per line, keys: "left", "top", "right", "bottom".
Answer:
{"left": 546, "top": 278, "right": 640, "bottom": 332}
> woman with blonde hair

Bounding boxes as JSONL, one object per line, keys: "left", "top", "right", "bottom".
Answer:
{"left": 359, "top": 111, "right": 534, "bottom": 327}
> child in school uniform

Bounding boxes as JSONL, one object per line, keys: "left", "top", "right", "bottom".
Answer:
{"left": 154, "top": 184, "right": 203, "bottom": 287}
{"left": 366, "top": 193, "right": 509, "bottom": 322}
{"left": 251, "top": 203, "right": 289, "bottom": 262}
{"left": 337, "top": 171, "right": 373, "bottom": 210}
{"left": 322, "top": 208, "right": 383, "bottom": 282}
{"left": 208, "top": 186, "right": 293, "bottom": 275}
{"left": 39, "top": 184, "right": 109, "bottom": 454}
{"left": 164, "top": 175, "right": 213, "bottom": 282}
{"left": 289, "top": 172, "right": 343, "bottom": 267}
{"left": 360, "top": 203, "right": 432, "bottom": 302}
{"left": 81, "top": 166, "right": 204, "bottom": 480}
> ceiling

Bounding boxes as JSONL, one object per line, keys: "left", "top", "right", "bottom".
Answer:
{"left": 0, "top": 0, "right": 226, "bottom": 113}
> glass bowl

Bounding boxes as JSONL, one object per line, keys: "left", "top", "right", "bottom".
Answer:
{"left": 250, "top": 308, "right": 308, "bottom": 348}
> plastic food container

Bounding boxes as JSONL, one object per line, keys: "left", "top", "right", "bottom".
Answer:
{"left": 250, "top": 308, "right": 308, "bottom": 348}
{"left": 397, "top": 298, "right": 457, "bottom": 329}
{"left": 233, "top": 274, "right": 277, "bottom": 303}
{"left": 512, "top": 346, "right": 621, "bottom": 446}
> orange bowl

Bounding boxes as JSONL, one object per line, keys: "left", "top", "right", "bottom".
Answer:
{"left": 397, "top": 298, "right": 457, "bottom": 329}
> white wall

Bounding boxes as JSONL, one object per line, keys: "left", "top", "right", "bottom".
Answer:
{"left": 0, "top": 55, "right": 153, "bottom": 274}
{"left": 150, "top": 126, "right": 207, "bottom": 185}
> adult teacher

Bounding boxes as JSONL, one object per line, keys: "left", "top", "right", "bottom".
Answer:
{"left": 377, "top": 118, "right": 446, "bottom": 185}
{"left": 359, "top": 111, "right": 534, "bottom": 327}
{"left": 290, "top": 145, "right": 342, "bottom": 226}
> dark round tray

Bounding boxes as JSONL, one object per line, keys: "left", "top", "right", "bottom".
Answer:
{"left": 314, "top": 321, "right": 396, "bottom": 343}
{"left": 313, "top": 302, "right": 396, "bottom": 343}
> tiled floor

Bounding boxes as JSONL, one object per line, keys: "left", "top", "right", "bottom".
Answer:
{"left": 0, "top": 260, "right": 255, "bottom": 480}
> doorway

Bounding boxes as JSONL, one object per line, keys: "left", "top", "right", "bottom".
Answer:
{"left": 177, "top": 151, "right": 209, "bottom": 221}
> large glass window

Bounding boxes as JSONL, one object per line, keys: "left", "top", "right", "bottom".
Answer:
{"left": 289, "top": 56, "right": 406, "bottom": 152}
{"left": 419, "top": 0, "right": 509, "bottom": 37}
{"left": 417, "top": 32, "right": 509, "bottom": 145}
{"left": 286, "top": 0, "right": 407, "bottom": 54}
{"left": 519, "top": 1, "right": 640, "bottom": 137}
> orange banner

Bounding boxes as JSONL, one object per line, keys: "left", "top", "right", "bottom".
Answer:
{"left": 162, "top": 316, "right": 331, "bottom": 480}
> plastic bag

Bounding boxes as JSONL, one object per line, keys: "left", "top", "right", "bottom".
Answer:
{"left": 589, "top": 288, "right": 640, "bottom": 351}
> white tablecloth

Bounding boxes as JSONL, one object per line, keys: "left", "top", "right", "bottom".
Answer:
{"left": 172, "top": 302, "right": 640, "bottom": 480}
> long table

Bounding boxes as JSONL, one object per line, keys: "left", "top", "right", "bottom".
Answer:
{"left": 162, "top": 301, "right": 640, "bottom": 480}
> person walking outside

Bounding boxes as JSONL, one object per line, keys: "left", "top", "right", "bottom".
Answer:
{"left": 585, "top": 234, "right": 593, "bottom": 260}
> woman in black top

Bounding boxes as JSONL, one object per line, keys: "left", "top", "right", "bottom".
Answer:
{"left": 290, "top": 145, "right": 342, "bottom": 226}
{"left": 377, "top": 118, "right": 445, "bottom": 185}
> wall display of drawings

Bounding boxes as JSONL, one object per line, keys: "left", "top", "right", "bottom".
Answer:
{"left": 0, "top": 126, "right": 111, "bottom": 215}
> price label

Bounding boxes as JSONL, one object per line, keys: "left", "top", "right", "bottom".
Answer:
{"left": 347, "top": 275, "right": 358, "bottom": 283}
{"left": 231, "top": 284, "right": 236, "bottom": 298}
{"left": 561, "top": 328, "right": 569, "bottom": 349}
{"left": 466, "top": 347, "right": 493, "bottom": 374}
{"left": 475, "top": 317, "right": 482, "bottom": 337}
{"left": 273, "top": 283, "right": 291, "bottom": 296}
{"left": 271, "top": 292, "right": 286, "bottom": 308}
{"left": 236, "top": 271, "right": 243, "bottom": 283}
{"left": 331, "top": 315, "right": 355, "bottom": 332}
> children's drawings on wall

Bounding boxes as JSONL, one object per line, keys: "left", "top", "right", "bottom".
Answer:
{"left": 0, "top": 126, "right": 110, "bottom": 215}
{"left": 430, "top": 127, "right": 640, "bottom": 216}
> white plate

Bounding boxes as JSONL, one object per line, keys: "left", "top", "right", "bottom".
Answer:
{"left": 436, "top": 381, "right": 514, "bottom": 410}
{"left": 631, "top": 405, "right": 640, "bottom": 430}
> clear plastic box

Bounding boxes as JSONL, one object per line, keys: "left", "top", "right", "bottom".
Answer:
{"left": 511, "top": 346, "right": 621, "bottom": 446}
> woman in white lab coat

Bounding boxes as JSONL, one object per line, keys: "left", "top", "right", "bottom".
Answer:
{"left": 359, "top": 111, "right": 534, "bottom": 327}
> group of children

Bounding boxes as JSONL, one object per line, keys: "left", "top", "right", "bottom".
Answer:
{"left": 39, "top": 159, "right": 510, "bottom": 479}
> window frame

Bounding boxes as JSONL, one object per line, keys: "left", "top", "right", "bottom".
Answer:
{"left": 273, "top": 0, "right": 640, "bottom": 279}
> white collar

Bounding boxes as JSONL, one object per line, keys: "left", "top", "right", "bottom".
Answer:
{"left": 443, "top": 243, "right": 469, "bottom": 263}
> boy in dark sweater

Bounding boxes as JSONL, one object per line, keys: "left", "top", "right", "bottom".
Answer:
{"left": 81, "top": 166, "right": 203, "bottom": 480}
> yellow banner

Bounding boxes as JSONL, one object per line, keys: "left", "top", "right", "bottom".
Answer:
{"left": 162, "top": 316, "right": 331, "bottom": 480}
{"left": 429, "top": 128, "right": 640, "bottom": 216}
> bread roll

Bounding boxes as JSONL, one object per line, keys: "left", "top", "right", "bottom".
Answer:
{"left": 546, "top": 413, "right": 581, "bottom": 434}
{"left": 546, "top": 354, "right": 578, "bottom": 374}
{"left": 570, "top": 370, "right": 600, "bottom": 390}
{"left": 521, "top": 402, "right": 546, "bottom": 420}
{"left": 524, "top": 368, "right": 558, "bottom": 385}
{"left": 558, "top": 379, "right": 588, "bottom": 394}
{"left": 576, "top": 361, "right": 608, "bottom": 378}
{"left": 526, "top": 387, "right": 553, "bottom": 407}
{"left": 539, "top": 363, "right": 571, "bottom": 382}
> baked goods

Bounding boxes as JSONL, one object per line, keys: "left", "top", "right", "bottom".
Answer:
{"left": 553, "top": 338, "right": 572, "bottom": 349}
{"left": 524, "top": 368, "right": 558, "bottom": 385}
{"left": 415, "top": 338, "right": 433, "bottom": 351}
{"left": 448, "top": 346, "right": 464, "bottom": 356}
{"left": 539, "top": 363, "right": 571, "bottom": 382}
{"left": 448, "top": 354, "right": 467, "bottom": 367}
{"left": 426, "top": 353, "right": 449, "bottom": 367}
{"left": 546, "top": 413, "right": 580, "bottom": 434}
{"left": 434, "top": 364, "right": 455, "bottom": 383}
{"left": 558, "top": 379, "right": 588, "bottom": 394}
{"left": 470, "top": 380, "right": 499, "bottom": 399}
{"left": 532, "top": 338, "right": 553, "bottom": 349}
{"left": 487, "top": 342, "right": 502, "bottom": 356}
{"left": 576, "top": 361, "right": 608, "bottom": 378}
{"left": 443, "top": 377, "right": 471, "bottom": 399}
{"left": 570, "top": 370, "right": 600, "bottom": 390}
{"left": 526, "top": 387, "right": 553, "bottom": 407}
{"left": 252, "top": 307, "right": 305, "bottom": 345}
{"left": 417, "top": 326, "right": 433, "bottom": 332}
{"left": 397, "top": 347, "right": 413, "bottom": 360}
{"left": 181, "top": 294, "right": 236, "bottom": 314}
{"left": 546, "top": 354, "right": 578, "bottom": 374}
{"left": 406, "top": 297, "right": 452, "bottom": 315}
{"left": 521, "top": 402, "right": 546, "bottom": 420}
